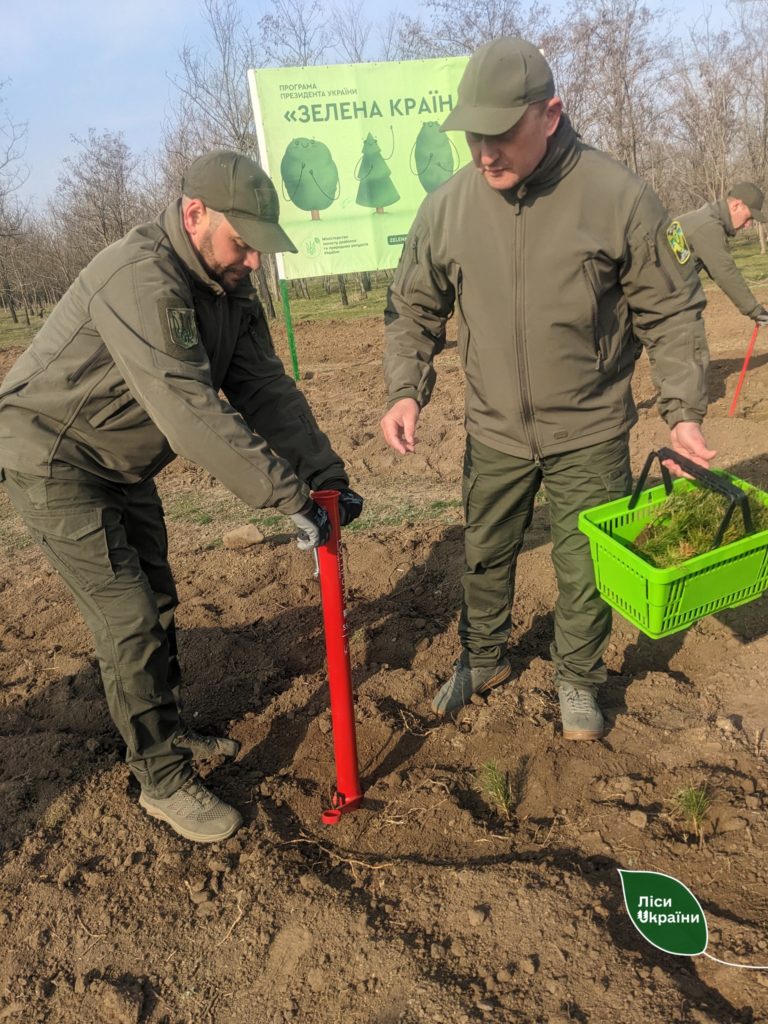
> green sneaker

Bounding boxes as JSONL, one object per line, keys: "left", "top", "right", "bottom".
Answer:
{"left": 139, "top": 777, "right": 243, "bottom": 843}
{"left": 173, "top": 728, "right": 241, "bottom": 761}
{"left": 432, "top": 656, "right": 512, "bottom": 717}
{"left": 558, "top": 684, "right": 604, "bottom": 741}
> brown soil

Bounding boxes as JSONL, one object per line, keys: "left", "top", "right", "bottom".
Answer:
{"left": 2, "top": 287, "right": 768, "bottom": 1024}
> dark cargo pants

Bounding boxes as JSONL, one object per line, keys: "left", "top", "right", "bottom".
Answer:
{"left": 3, "top": 469, "right": 192, "bottom": 797}
{"left": 460, "top": 434, "right": 632, "bottom": 689}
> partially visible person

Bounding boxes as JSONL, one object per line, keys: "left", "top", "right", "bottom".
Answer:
{"left": 0, "top": 150, "right": 363, "bottom": 844}
{"left": 676, "top": 183, "right": 768, "bottom": 327}
{"left": 381, "top": 37, "right": 714, "bottom": 741}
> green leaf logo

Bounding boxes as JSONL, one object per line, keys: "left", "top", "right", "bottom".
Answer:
{"left": 618, "top": 870, "right": 708, "bottom": 956}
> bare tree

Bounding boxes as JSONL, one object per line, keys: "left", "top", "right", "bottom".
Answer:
{"left": 257, "top": 0, "right": 332, "bottom": 67}
{"left": 329, "top": 0, "right": 373, "bottom": 63}
{"left": 386, "top": 0, "right": 553, "bottom": 60}
{"left": 552, "top": 0, "right": 671, "bottom": 178}
{"left": 0, "top": 83, "right": 28, "bottom": 242}
{"left": 672, "top": 19, "right": 739, "bottom": 209}
{"left": 52, "top": 130, "right": 151, "bottom": 274}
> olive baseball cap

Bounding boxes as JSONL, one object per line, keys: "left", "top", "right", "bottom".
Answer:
{"left": 182, "top": 150, "right": 298, "bottom": 253}
{"left": 441, "top": 36, "right": 555, "bottom": 136}
{"left": 728, "top": 182, "right": 767, "bottom": 223}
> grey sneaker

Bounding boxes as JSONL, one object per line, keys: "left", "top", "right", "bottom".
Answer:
{"left": 173, "top": 728, "right": 241, "bottom": 761}
{"left": 432, "top": 656, "right": 512, "bottom": 717}
{"left": 558, "top": 684, "right": 604, "bottom": 741}
{"left": 139, "top": 777, "right": 243, "bottom": 843}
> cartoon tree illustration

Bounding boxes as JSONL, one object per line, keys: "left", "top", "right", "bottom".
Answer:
{"left": 412, "top": 122, "right": 457, "bottom": 193}
{"left": 280, "top": 138, "right": 339, "bottom": 220}
{"left": 355, "top": 132, "right": 400, "bottom": 213}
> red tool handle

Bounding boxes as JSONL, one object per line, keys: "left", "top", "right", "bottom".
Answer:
{"left": 312, "top": 490, "right": 363, "bottom": 824}
{"left": 728, "top": 323, "right": 760, "bottom": 417}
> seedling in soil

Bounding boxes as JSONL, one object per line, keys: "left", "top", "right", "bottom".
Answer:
{"left": 633, "top": 487, "right": 768, "bottom": 568}
{"left": 671, "top": 784, "right": 712, "bottom": 846}
{"left": 476, "top": 761, "right": 514, "bottom": 820}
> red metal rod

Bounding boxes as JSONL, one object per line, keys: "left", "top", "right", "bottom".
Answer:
{"left": 312, "top": 490, "right": 364, "bottom": 825}
{"left": 728, "top": 323, "right": 760, "bottom": 417}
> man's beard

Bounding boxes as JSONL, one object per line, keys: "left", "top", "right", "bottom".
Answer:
{"left": 197, "top": 230, "right": 250, "bottom": 292}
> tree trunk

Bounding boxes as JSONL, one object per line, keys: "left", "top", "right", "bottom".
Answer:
{"left": 337, "top": 274, "right": 349, "bottom": 307}
{"left": 256, "top": 264, "right": 276, "bottom": 319}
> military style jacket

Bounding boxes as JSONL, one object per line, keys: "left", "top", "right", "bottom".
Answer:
{"left": 0, "top": 202, "right": 346, "bottom": 513}
{"left": 384, "top": 117, "right": 709, "bottom": 460}
{"left": 677, "top": 199, "right": 762, "bottom": 319}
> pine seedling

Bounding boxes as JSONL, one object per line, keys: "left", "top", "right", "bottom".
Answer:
{"left": 671, "top": 784, "right": 712, "bottom": 846}
{"left": 476, "top": 761, "right": 514, "bottom": 820}
{"left": 635, "top": 488, "right": 768, "bottom": 568}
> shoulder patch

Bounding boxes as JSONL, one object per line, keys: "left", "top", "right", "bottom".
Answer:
{"left": 666, "top": 221, "right": 691, "bottom": 265}
{"left": 166, "top": 307, "right": 199, "bottom": 349}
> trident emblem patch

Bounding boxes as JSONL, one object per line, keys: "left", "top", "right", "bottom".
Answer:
{"left": 166, "top": 308, "right": 199, "bottom": 349}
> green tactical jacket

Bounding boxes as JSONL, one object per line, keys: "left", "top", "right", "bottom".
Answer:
{"left": 0, "top": 201, "right": 346, "bottom": 513}
{"left": 677, "top": 199, "right": 762, "bottom": 319}
{"left": 384, "top": 117, "right": 709, "bottom": 460}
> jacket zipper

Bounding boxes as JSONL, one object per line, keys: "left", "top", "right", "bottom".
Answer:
{"left": 646, "top": 234, "right": 675, "bottom": 291}
{"left": 581, "top": 263, "right": 603, "bottom": 369}
{"left": 513, "top": 190, "right": 540, "bottom": 460}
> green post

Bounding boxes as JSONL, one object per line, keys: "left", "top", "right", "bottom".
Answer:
{"left": 279, "top": 279, "right": 300, "bottom": 381}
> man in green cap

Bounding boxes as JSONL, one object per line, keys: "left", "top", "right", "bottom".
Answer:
{"left": 0, "top": 150, "right": 363, "bottom": 843}
{"left": 381, "top": 37, "right": 714, "bottom": 739}
{"left": 676, "top": 183, "right": 768, "bottom": 326}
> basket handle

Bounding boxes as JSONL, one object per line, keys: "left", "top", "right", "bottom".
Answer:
{"left": 628, "top": 447, "right": 754, "bottom": 549}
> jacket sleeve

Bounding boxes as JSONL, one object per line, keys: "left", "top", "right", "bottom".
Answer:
{"left": 688, "top": 221, "right": 761, "bottom": 318}
{"left": 383, "top": 210, "right": 455, "bottom": 409}
{"left": 621, "top": 185, "right": 710, "bottom": 426}
{"left": 221, "top": 302, "right": 348, "bottom": 491}
{"left": 89, "top": 255, "right": 308, "bottom": 514}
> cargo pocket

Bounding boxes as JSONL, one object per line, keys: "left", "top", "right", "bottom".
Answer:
{"left": 595, "top": 437, "right": 632, "bottom": 502}
{"left": 27, "top": 509, "right": 117, "bottom": 593}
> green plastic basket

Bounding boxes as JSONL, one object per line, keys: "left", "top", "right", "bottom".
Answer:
{"left": 578, "top": 450, "right": 768, "bottom": 639}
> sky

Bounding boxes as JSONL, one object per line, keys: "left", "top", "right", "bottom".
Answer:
{"left": 2, "top": 0, "right": 733, "bottom": 209}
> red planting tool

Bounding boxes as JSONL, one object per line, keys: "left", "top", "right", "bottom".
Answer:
{"left": 728, "top": 322, "right": 760, "bottom": 417}
{"left": 312, "top": 490, "right": 364, "bottom": 824}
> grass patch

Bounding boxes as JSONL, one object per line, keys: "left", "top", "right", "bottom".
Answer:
{"left": 278, "top": 282, "right": 391, "bottom": 324}
{"left": 731, "top": 233, "right": 768, "bottom": 284}
{"left": 344, "top": 496, "right": 463, "bottom": 531}
{"left": 0, "top": 307, "right": 48, "bottom": 350}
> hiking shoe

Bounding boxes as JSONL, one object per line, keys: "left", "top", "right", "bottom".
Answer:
{"left": 139, "top": 777, "right": 243, "bottom": 843}
{"left": 558, "top": 684, "right": 604, "bottom": 741}
{"left": 432, "top": 656, "right": 512, "bottom": 717}
{"left": 173, "top": 728, "right": 241, "bottom": 761}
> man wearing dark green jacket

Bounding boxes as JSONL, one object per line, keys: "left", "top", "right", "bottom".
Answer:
{"left": 677, "top": 183, "right": 768, "bottom": 326}
{"left": 381, "top": 37, "right": 714, "bottom": 740}
{"left": 0, "top": 151, "right": 363, "bottom": 843}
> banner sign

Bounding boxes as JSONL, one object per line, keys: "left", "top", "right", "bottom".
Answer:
{"left": 248, "top": 57, "right": 470, "bottom": 279}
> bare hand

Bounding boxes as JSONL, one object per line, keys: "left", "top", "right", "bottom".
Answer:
{"left": 665, "top": 422, "right": 717, "bottom": 477}
{"left": 380, "top": 398, "right": 420, "bottom": 455}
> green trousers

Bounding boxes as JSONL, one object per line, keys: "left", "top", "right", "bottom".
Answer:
{"left": 460, "top": 434, "right": 632, "bottom": 689}
{"left": 4, "top": 469, "right": 191, "bottom": 797}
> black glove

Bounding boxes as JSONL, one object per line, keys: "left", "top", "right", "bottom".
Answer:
{"left": 323, "top": 482, "right": 365, "bottom": 526}
{"left": 755, "top": 307, "right": 768, "bottom": 326}
{"left": 290, "top": 500, "right": 331, "bottom": 551}
{"left": 337, "top": 487, "right": 364, "bottom": 526}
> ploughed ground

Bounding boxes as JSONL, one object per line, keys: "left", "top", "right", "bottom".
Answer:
{"left": 1, "top": 287, "right": 768, "bottom": 1023}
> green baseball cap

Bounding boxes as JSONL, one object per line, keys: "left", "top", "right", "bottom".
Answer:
{"left": 182, "top": 150, "right": 298, "bottom": 253}
{"left": 728, "top": 182, "right": 767, "bottom": 223}
{"left": 441, "top": 36, "right": 555, "bottom": 136}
